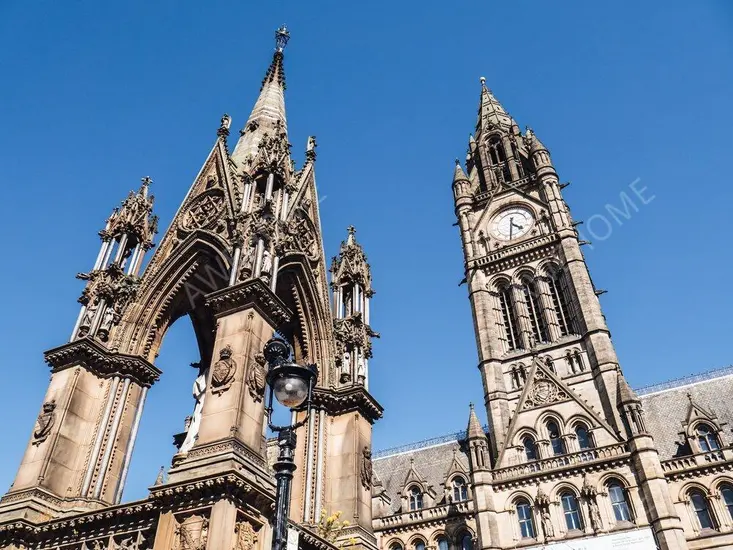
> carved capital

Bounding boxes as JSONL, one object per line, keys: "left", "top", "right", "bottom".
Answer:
{"left": 312, "top": 386, "right": 383, "bottom": 424}
{"left": 44, "top": 338, "right": 161, "bottom": 387}
{"left": 205, "top": 279, "right": 291, "bottom": 327}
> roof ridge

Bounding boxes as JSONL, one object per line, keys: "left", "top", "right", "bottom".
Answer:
{"left": 636, "top": 364, "right": 733, "bottom": 396}
{"left": 373, "top": 424, "right": 488, "bottom": 460}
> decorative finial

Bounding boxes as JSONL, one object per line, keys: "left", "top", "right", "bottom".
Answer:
{"left": 154, "top": 466, "right": 166, "bottom": 486}
{"left": 218, "top": 114, "right": 231, "bottom": 138}
{"left": 479, "top": 76, "right": 486, "bottom": 86}
{"left": 275, "top": 25, "right": 290, "bottom": 52}
{"left": 469, "top": 402, "right": 474, "bottom": 410}
{"left": 347, "top": 225, "right": 356, "bottom": 236}
{"left": 140, "top": 176, "right": 152, "bottom": 198}
{"left": 455, "top": 158, "right": 460, "bottom": 165}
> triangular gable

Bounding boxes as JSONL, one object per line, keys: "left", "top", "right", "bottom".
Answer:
{"left": 684, "top": 393, "right": 719, "bottom": 427}
{"left": 444, "top": 447, "right": 469, "bottom": 479}
{"left": 402, "top": 458, "right": 426, "bottom": 487}
{"left": 498, "top": 355, "right": 621, "bottom": 466}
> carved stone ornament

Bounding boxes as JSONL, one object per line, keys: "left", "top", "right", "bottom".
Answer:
{"left": 360, "top": 445, "right": 373, "bottom": 490}
{"left": 179, "top": 189, "right": 225, "bottom": 232}
{"left": 174, "top": 516, "right": 208, "bottom": 550}
{"left": 524, "top": 373, "right": 568, "bottom": 409}
{"left": 33, "top": 400, "right": 57, "bottom": 445}
{"left": 211, "top": 345, "right": 236, "bottom": 395}
{"left": 234, "top": 520, "right": 258, "bottom": 550}
{"left": 247, "top": 353, "right": 267, "bottom": 403}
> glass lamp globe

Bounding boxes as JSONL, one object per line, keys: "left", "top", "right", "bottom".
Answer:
{"left": 273, "top": 374, "right": 309, "bottom": 408}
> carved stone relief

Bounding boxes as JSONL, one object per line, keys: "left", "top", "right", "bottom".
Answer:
{"left": 247, "top": 354, "right": 266, "bottom": 403}
{"left": 360, "top": 446, "right": 373, "bottom": 490}
{"left": 173, "top": 515, "right": 209, "bottom": 550}
{"left": 33, "top": 400, "right": 57, "bottom": 445}
{"left": 211, "top": 345, "right": 237, "bottom": 395}
{"left": 180, "top": 190, "right": 225, "bottom": 232}
{"left": 233, "top": 520, "right": 258, "bottom": 550}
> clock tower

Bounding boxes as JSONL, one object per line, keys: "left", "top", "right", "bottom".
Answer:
{"left": 453, "top": 78, "right": 688, "bottom": 549}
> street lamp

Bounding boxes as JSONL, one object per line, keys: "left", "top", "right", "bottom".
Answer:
{"left": 263, "top": 337, "right": 318, "bottom": 550}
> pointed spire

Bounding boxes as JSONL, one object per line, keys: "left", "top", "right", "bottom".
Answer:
{"left": 617, "top": 373, "right": 641, "bottom": 405}
{"left": 466, "top": 403, "right": 484, "bottom": 439}
{"left": 525, "top": 126, "right": 548, "bottom": 153}
{"left": 153, "top": 466, "right": 166, "bottom": 486}
{"left": 476, "top": 77, "right": 513, "bottom": 136}
{"left": 453, "top": 159, "right": 469, "bottom": 184}
{"left": 231, "top": 26, "right": 290, "bottom": 167}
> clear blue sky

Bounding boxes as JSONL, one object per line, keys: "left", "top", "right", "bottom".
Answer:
{"left": 0, "top": 1, "right": 731, "bottom": 502}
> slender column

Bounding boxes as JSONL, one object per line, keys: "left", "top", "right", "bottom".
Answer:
{"left": 265, "top": 173, "right": 275, "bottom": 201}
{"left": 93, "top": 378, "right": 131, "bottom": 499}
{"left": 354, "top": 284, "right": 360, "bottom": 314}
{"left": 89, "top": 298, "right": 108, "bottom": 338}
{"left": 114, "top": 386, "right": 147, "bottom": 503}
{"left": 82, "top": 376, "right": 120, "bottom": 496}
{"left": 126, "top": 244, "right": 141, "bottom": 275}
{"left": 365, "top": 296, "right": 370, "bottom": 324}
{"left": 113, "top": 234, "right": 129, "bottom": 264}
{"left": 253, "top": 239, "right": 265, "bottom": 277}
{"left": 241, "top": 182, "right": 253, "bottom": 212}
{"left": 281, "top": 191, "right": 290, "bottom": 221}
{"left": 335, "top": 287, "right": 343, "bottom": 318}
{"left": 302, "top": 411, "right": 316, "bottom": 522}
{"left": 93, "top": 240, "right": 111, "bottom": 270}
{"left": 102, "top": 239, "right": 115, "bottom": 267}
{"left": 314, "top": 408, "right": 325, "bottom": 520}
{"left": 70, "top": 306, "right": 87, "bottom": 342}
{"left": 229, "top": 247, "right": 242, "bottom": 286}
{"left": 132, "top": 246, "right": 146, "bottom": 276}
{"left": 270, "top": 255, "right": 280, "bottom": 292}
{"left": 364, "top": 358, "right": 369, "bottom": 391}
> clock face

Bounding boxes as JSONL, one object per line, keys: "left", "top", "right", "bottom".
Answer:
{"left": 490, "top": 206, "right": 534, "bottom": 241}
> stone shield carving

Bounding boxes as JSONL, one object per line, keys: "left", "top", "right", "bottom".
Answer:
{"left": 247, "top": 354, "right": 267, "bottom": 403}
{"left": 180, "top": 190, "right": 224, "bottom": 232}
{"left": 33, "top": 400, "right": 57, "bottom": 445}
{"left": 360, "top": 446, "right": 373, "bottom": 490}
{"left": 234, "top": 521, "right": 258, "bottom": 550}
{"left": 211, "top": 345, "right": 236, "bottom": 395}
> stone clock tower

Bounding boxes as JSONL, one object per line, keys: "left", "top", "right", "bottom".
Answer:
{"left": 452, "top": 78, "right": 688, "bottom": 549}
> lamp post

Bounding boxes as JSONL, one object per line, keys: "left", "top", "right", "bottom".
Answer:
{"left": 263, "top": 337, "right": 318, "bottom": 550}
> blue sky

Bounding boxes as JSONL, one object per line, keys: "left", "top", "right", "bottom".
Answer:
{"left": 0, "top": 1, "right": 731, "bottom": 502}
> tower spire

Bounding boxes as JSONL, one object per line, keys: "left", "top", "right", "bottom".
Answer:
{"left": 476, "top": 76, "right": 513, "bottom": 136}
{"left": 231, "top": 26, "right": 290, "bottom": 167}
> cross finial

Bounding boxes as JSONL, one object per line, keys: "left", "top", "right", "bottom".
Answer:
{"left": 140, "top": 176, "right": 152, "bottom": 197}
{"left": 347, "top": 225, "right": 356, "bottom": 236}
{"left": 275, "top": 25, "right": 290, "bottom": 52}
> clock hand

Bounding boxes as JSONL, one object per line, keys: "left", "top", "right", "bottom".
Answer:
{"left": 509, "top": 217, "right": 513, "bottom": 239}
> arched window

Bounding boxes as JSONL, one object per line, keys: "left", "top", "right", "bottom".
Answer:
{"left": 413, "top": 540, "right": 426, "bottom": 550}
{"left": 544, "top": 356, "right": 555, "bottom": 374}
{"left": 436, "top": 537, "right": 449, "bottom": 550}
{"left": 575, "top": 424, "right": 593, "bottom": 450}
{"left": 497, "top": 285, "right": 522, "bottom": 351}
{"left": 607, "top": 481, "right": 633, "bottom": 522}
{"left": 516, "top": 499, "right": 536, "bottom": 539}
{"left": 452, "top": 477, "right": 468, "bottom": 502}
{"left": 720, "top": 484, "right": 733, "bottom": 520}
{"left": 390, "top": 543, "right": 403, "bottom": 550}
{"left": 460, "top": 533, "right": 473, "bottom": 550}
{"left": 488, "top": 136, "right": 507, "bottom": 165}
{"left": 546, "top": 269, "right": 576, "bottom": 336}
{"left": 560, "top": 492, "right": 583, "bottom": 531}
{"left": 523, "top": 436, "right": 538, "bottom": 461}
{"left": 696, "top": 424, "right": 721, "bottom": 452}
{"left": 689, "top": 490, "right": 715, "bottom": 530}
{"left": 546, "top": 421, "right": 565, "bottom": 455}
{"left": 521, "top": 278, "right": 549, "bottom": 344}
{"left": 408, "top": 486, "right": 423, "bottom": 510}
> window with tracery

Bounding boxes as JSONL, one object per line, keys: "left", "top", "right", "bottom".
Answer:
{"left": 498, "top": 285, "right": 522, "bottom": 351}
{"left": 523, "top": 436, "right": 538, "bottom": 461}
{"left": 522, "top": 278, "right": 549, "bottom": 344}
{"left": 547, "top": 421, "right": 565, "bottom": 455}
{"left": 408, "top": 486, "right": 423, "bottom": 510}
{"left": 696, "top": 423, "right": 721, "bottom": 452}
{"left": 452, "top": 477, "right": 468, "bottom": 502}
{"left": 576, "top": 424, "right": 593, "bottom": 450}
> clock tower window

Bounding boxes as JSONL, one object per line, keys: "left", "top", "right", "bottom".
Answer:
{"left": 497, "top": 284, "right": 523, "bottom": 352}
{"left": 545, "top": 269, "right": 577, "bottom": 336}
{"left": 521, "top": 278, "right": 549, "bottom": 344}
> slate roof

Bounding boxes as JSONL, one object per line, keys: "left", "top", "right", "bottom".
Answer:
{"left": 373, "top": 437, "right": 471, "bottom": 515}
{"left": 639, "top": 366, "right": 733, "bottom": 460}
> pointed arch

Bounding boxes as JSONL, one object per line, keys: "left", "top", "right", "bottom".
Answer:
{"left": 114, "top": 230, "right": 232, "bottom": 362}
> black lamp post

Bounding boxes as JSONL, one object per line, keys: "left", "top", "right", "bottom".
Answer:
{"left": 263, "top": 337, "right": 318, "bottom": 550}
